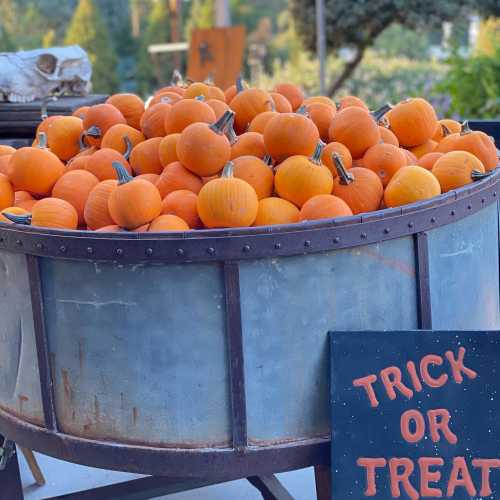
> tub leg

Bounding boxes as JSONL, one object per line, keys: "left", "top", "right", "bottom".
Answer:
{"left": 0, "top": 440, "right": 24, "bottom": 500}
{"left": 314, "top": 465, "right": 331, "bottom": 500}
{"left": 247, "top": 475, "right": 294, "bottom": 499}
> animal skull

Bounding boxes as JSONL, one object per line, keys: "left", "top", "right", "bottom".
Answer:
{"left": 0, "top": 45, "right": 92, "bottom": 103}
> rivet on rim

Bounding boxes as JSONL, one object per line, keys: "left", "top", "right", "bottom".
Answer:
{"left": 243, "top": 244, "right": 251, "bottom": 252}
{"left": 207, "top": 247, "right": 216, "bottom": 255}
{"left": 87, "top": 247, "right": 94, "bottom": 254}
{"left": 274, "top": 242, "right": 281, "bottom": 250}
{"left": 430, "top": 217, "right": 436, "bottom": 223}
{"left": 333, "top": 236, "right": 340, "bottom": 243}
{"left": 467, "top": 204, "right": 472, "bottom": 210}
{"left": 360, "top": 233, "right": 367, "bottom": 239}
{"left": 304, "top": 240, "right": 311, "bottom": 247}
{"left": 59, "top": 245, "right": 67, "bottom": 253}
{"left": 145, "top": 248, "right": 153, "bottom": 256}
{"left": 115, "top": 248, "right": 124, "bottom": 257}
{"left": 176, "top": 248, "right": 185, "bottom": 257}
{"left": 481, "top": 198, "right": 485, "bottom": 203}
{"left": 16, "top": 240, "right": 22, "bottom": 246}
{"left": 384, "top": 228, "right": 390, "bottom": 234}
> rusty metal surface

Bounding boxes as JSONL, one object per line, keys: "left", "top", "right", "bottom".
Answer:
{"left": 0, "top": 250, "right": 43, "bottom": 426}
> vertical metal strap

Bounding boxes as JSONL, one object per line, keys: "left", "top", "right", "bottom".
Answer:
{"left": 26, "top": 255, "right": 57, "bottom": 431}
{"left": 414, "top": 232, "right": 432, "bottom": 330}
{"left": 223, "top": 261, "right": 247, "bottom": 451}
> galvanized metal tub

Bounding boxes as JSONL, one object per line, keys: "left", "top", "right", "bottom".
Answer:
{"left": 0, "top": 150, "right": 499, "bottom": 479}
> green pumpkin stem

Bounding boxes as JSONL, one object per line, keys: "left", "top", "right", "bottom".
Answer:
{"left": 471, "top": 170, "right": 493, "bottom": 181}
{"left": 78, "top": 131, "right": 88, "bottom": 151}
{"left": 310, "top": 141, "right": 325, "bottom": 165}
{"left": 441, "top": 124, "right": 451, "bottom": 138}
{"left": 210, "top": 110, "right": 236, "bottom": 135}
{"left": 86, "top": 125, "right": 102, "bottom": 138}
{"left": 2, "top": 212, "right": 32, "bottom": 225}
{"left": 225, "top": 116, "right": 238, "bottom": 145}
{"left": 37, "top": 131, "right": 48, "bottom": 149}
{"left": 460, "top": 120, "right": 472, "bottom": 135}
{"left": 236, "top": 76, "right": 244, "bottom": 93}
{"left": 221, "top": 161, "right": 234, "bottom": 178}
{"left": 112, "top": 161, "right": 134, "bottom": 185}
{"left": 371, "top": 103, "right": 393, "bottom": 123}
{"left": 195, "top": 95, "right": 205, "bottom": 101}
{"left": 333, "top": 153, "right": 354, "bottom": 185}
{"left": 123, "top": 136, "right": 133, "bottom": 160}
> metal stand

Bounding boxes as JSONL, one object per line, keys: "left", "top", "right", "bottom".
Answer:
{"left": 0, "top": 438, "right": 23, "bottom": 500}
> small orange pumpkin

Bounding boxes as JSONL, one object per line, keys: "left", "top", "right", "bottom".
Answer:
{"left": 84, "top": 180, "right": 118, "bottom": 230}
{"left": 248, "top": 111, "right": 279, "bottom": 134}
{"left": 206, "top": 98, "right": 230, "bottom": 119}
{"left": 270, "top": 92, "right": 293, "bottom": 113}
{"left": 384, "top": 166, "right": 441, "bottom": 208}
{"left": 129, "top": 137, "right": 163, "bottom": 175}
{"left": 46, "top": 116, "right": 84, "bottom": 161}
{"left": 410, "top": 139, "right": 437, "bottom": 159}
{"left": 161, "top": 189, "right": 202, "bottom": 229}
{"left": 331, "top": 154, "right": 384, "bottom": 214}
{"left": 299, "top": 194, "right": 353, "bottom": 221}
{"left": 0, "top": 173, "right": 14, "bottom": 210}
{"left": 432, "top": 119, "right": 461, "bottom": 142}
{"left": 108, "top": 162, "right": 162, "bottom": 230}
{"left": 274, "top": 142, "right": 334, "bottom": 207}
{"left": 306, "top": 103, "right": 336, "bottom": 143}
{"left": 106, "top": 93, "right": 145, "bottom": 130}
{"left": 432, "top": 151, "right": 487, "bottom": 192}
{"left": 402, "top": 149, "right": 418, "bottom": 166}
{"left": 273, "top": 83, "right": 304, "bottom": 111}
{"left": 228, "top": 129, "right": 267, "bottom": 160}
{"left": 156, "top": 161, "right": 203, "bottom": 198}
{"left": 136, "top": 173, "right": 160, "bottom": 184}
{"left": 338, "top": 95, "right": 369, "bottom": 111}
{"left": 14, "top": 191, "right": 34, "bottom": 207}
{"left": 417, "top": 152, "right": 443, "bottom": 171}
{"left": 149, "top": 91, "right": 183, "bottom": 107}
{"left": 197, "top": 161, "right": 259, "bottom": 228}
{"left": 230, "top": 88, "right": 274, "bottom": 133}
{"left": 321, "top": 142, "right": 353, "bottom": 177}
{"left": 87, "top": 148, "right": 132, "bottom": 181}
{"left": 159, "top": 134, "right": 180, "bottom": 167}
{"left": 0, "top": 155, "right": 12, "bottom": 178}
{"left": 101, "top": 124, "right": 145, "bottom": 157}
{"left": 72, "top": 106, "right": 89, "bottom": 120}
{"left": 140, "top": 102, "right": 171, "bottom": 138}
{"left": 177, "top": 110, "right": 234, "bottom": 176}
{"left": 183, "top": 82, "right": 212, "bottom": 100}
{"left": 303, "top": 96, "right": 336, "bottom": 109}
{"left": 164, "top": 98, "right": 216, "bottom": 135}
{"left": 253, "top": 197, "right": 300, "bottom": 226}
{"left": 232, "top": 155, "right": 274, "bottom": 200}
{"left": 363, "top": 143, "right": 407, "bottom": 187}
{"left": 52, "top": 169, "right": 99, "bottom": 225}
{"left": 379, "top": 126, "right": 399, "bottom": 147}
{"left": 83, "top": 104, "right": 127, "bottom": 147}
{"left": 148, "top": 214, "right": 190, "bottom": 232}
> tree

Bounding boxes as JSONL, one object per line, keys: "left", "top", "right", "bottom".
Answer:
{"left": 290, "top": 0, "right": 498, "bottom": 96}
{"left": 65, "top": 0, "right": 119, "bottom": 94}
{"left": 185, "top": 0, "right": 215, "bottom": 40}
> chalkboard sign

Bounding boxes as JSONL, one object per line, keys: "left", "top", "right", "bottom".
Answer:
{"left": 330, "top": 331, "right": 500, "bottom": 499}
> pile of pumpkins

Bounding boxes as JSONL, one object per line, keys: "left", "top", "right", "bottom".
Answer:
{"left": 0, "top": 79, "right": 498, "bottom": 232}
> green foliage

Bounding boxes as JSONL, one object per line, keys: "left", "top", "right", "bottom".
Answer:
{"left": 476, "top": 17, "right": 500, "bottom": 55}
{"left": 374, "top": 24, "right": 432, "bottom": 60}
{"left": 438, "top": 46, "right": 500, "bottom": 118}
{"left": 185, "top": 0, "right": 214, "bottom": 40}
{"left": 65, "top": 0, "right": 119, "bottom": 94}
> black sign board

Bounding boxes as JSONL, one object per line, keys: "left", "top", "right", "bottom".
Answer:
{"left": 330, "top": 330, "right": 500, "bottom": 499}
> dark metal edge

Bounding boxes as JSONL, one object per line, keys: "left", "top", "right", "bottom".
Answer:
{"left": 223, "top": 261, "right": 248, "bottom": 451}
{"left": 26, "top": 255, "right": 58, "bottom": 431}
{"left": 414, "top": 232, "right": 433, "bottom": 330}
{"left": 0, "top": 171, "right": 498, "bottom": 263}
{"left": 0, "top": 409, "right": 329, "bottom": 478}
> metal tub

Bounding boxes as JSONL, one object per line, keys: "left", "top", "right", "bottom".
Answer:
{"left": 0, "top": 158, "right": 499, "bottom": 479}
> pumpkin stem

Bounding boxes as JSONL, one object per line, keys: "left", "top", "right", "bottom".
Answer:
{"left": 441, "top": 124, "right": 451, "bottom": 138}
{"left": 371, "top": 103, "right": 393, "bottom": 123}
{"left": 310, "top": 141, "right": 325, "bottom": 165}
{"left": 37, "top": 131, "right": 48, "bottom": 149}
{"left": 40, "top": 95, "right": 57, "bottom": 121}
{"left": 123, "top": 136, "right": 133, "bottom": 160}
{"left": 210, "top": 110, "right": 236, "bottom": 135}
{"left": 2, "top": 212, "right": 32, "bottom": 225}
{"left": 460, "top": 120, "right": 472, "bottom": 135}
{"left": 471, "top": 170, "right": 493, "bottom": 181}
{"left": 78, "top": 131, "right": 88, "bottom": 151}
{"left": 296, "top": 105, "right": 309, "bottom": 116}
{"left": 225, "top": 116, "right": 238, "bottom": 145}
{"left": 112, "top": 161, "right": 134, "bottom": 185}
{"left": 333, "top": 153, "right": 354, "bottom": 185}
{"left": 263, "top": 154, "right": 273, "bottom": 166}
{"left": 221, "top": 161, "right": 234, "bottom": 178}
{"left": 236, "top": 76, "right": 244, "bottom": 93}
{"left": 170, "top": 69, "right": 183, "bottom": 86}
{"left": 195, "top": 95, "right": 205, "bottom": 101}
{"left": 86, "top": 125, "right": 102, "bottom": 138}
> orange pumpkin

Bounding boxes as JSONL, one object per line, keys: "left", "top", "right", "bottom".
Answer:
{"left": 384, "top": 166, "right": 441, "bottom": 208}
{"left": 0, "top": 155, "right": 12, "bottom": 178}
{"left": 321, "top": 142, "right": 353, "bottom": 177}
{"left": 149, "top": 91, "right": 183, "bottom": 107}
{"left": 299, "top": 194, "right": 352, "bottom": 221}
{"left": 253, "top": 197, "right": 300, "bottom": 226}
{"left": 46, "top": 116, "right": 83, "bottom": 161}
{"left": 95, "top": 224, "right": 121, "bottom": 233}
{"left": 248, "top": 111, "right": 279, "bottom": 134}
{"left": 129, "top": 137, "right": 163, "bottom": 175}
{"left": 87, "top": 148, "right": 132, "bottom": 181}
{"left": 148, "top": 214, "right": 189, "bottom": 232}
{"left": 274, "top": 143, "right": 333, "bottom": 207}
{"left": 206, "top": 98, "right": 230, "bottom": 119}
{"left": 303, "top": 96, "right": 336, "bottom": 109}
{"left": 35, "top": 115, "right": 63, "bottom": 140}
{"left": 263, "top": 112, "right": 320, "bottom": 163}
{"left": 183, "top": 82, "right": 212, "bottom": 100}
{"left": 84, "top": 180, "right": 118, "bottom": 230}
{"left": 379, "top": 126, "right": 399, "bottom": 147}
{"left": 154, "top": 85, "right": 185, "bottom": 97}
{"left": 16, "top": 199, "right": 37, "bottom": 211}
{"left": 338, "top": 95, "right": 369, "bottom": 111}
{"left": 156, "top": 161, "right": 203, "bottom": 198}
{"left": 228, "top": 130, "right": 267, "bottom": 160}
{"left": 9, "top": 134, "right": 65, "bottom": 196}
{"left": 52, "top": 169, "right": 99, "bottom": 225}
{"left": 402, "top": 149, "right": 418, "bottom": 166}
{"left": 159, "top": 134, "right": 180, "bottom": 167}
{"left": 410, "top": 139, "right": 437, "bottom": 159}
{"left": 270, "top": 92, "right": 293, "bottom": 113}
{"left": 164, "top": 98, "right": 216, "bottom": 135}
{"left": 331, "top": 154, "right": 384, "bottom": 214}
{"left": 387, "top": 98, "right": 438, "bottom": 147}
{"left": 197, "top": 161, "right": 259, "bottom": 228}
{"left": 229, "top": 88, "right": 274, "bottom": 133}
{"left": 273, "top": 83, "right": 304, "bottom": 111}
{"left": 432, "top": 119, "right": 461, "bottom": 142}
{"left": 417, "top": 152, "right": 443, "bottom": 171}
{"left": 72, "top": 106, "right": 89, "bottom": 120}
{"left": 306, "top": 103, "right": 336, "bottom": 143}
{"left": 83, "top": 104, "right": 127, "bottom": 147}
{"left": 363, "top": 143, "right": 407, "bottom": 187}
{"left": 101, "top": 124, "right": 145, "bottom": 157}
{"left": 232, "top": 155, "right": 274, "bottom": 200}
{"left": 436, "top": 122, "right": 498, "bottom": 171}
{"left": 106, "top": 93, "right": 145, "bottom": 130}
{"left": 161, "top": 189, "right": 202, "bottom": 229}
{"left": 0, "top": 145, "right": 16, "bottom": 157}
{"left": 14, "top": 191, "right": 34, "bottom": 207}
{"left": 136, "top": 173, "right": 160, "bottom": 184}
{"left": 224, "top": 77, "right": 245, "bottom": 103}
{"left": 0, "top": 206, "right": 28, "bottom": 224}
{"left": 108, "top": 162, "right": 162, "bottom": 230}
{"left": 0, "top": 173, "right": 14, "bottom": 210}
{"left": 140, "top": 102, "right": 171, "bottom": 138}
{"left": 432, "top": 151, "right": 487, "bottom": 192}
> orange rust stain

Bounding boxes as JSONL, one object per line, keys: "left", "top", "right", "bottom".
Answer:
{"left": 18, "top": 394, "right": 29, "bottom": 413}
{"left": 132, "top": 407, "right": 138, "bottom": 426}
{"left": 61, "top": 369, "right": 74, "bottom": 402}
{"left": 358, "top": 248, "right": 415, "bottom": 277}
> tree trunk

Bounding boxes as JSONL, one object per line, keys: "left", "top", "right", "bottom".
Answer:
{"left": 327, "top": 45, "right": 366, "bottom": 97}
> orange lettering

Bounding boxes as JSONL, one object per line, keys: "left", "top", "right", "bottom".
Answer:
{"left": 357, "top": 458, "right": 387, "bottom": 496}
{"left": 445, "top": 347, "right": 477, "bottom": 384}
{"left": 427, "top": 409, "right": 458, "bottom": 445}
{"left": 406, "top": 361, "right": 423, "bottom": 392}
{"left": 381, "top": 367, "right": 413, "bottom": 401}
{"left": 447, "top": 457, "right": 477, "bottom": 497}
{"left": 400, "top": 410, "right": 425, "bottom": 444}
{"left": 353, "top": 375, "right": 379, "bottom": 408}
{"left": 389, "top": 458, "right": 420, "bottom": 499}
{"left": 418, "top": 457, "right": 443, "bottom": 497}
{"left": 472, "top": 459, "right": 500, "bottom": 496}
{"left": 420, "top": 355, "right": 448, "bottom": 388}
